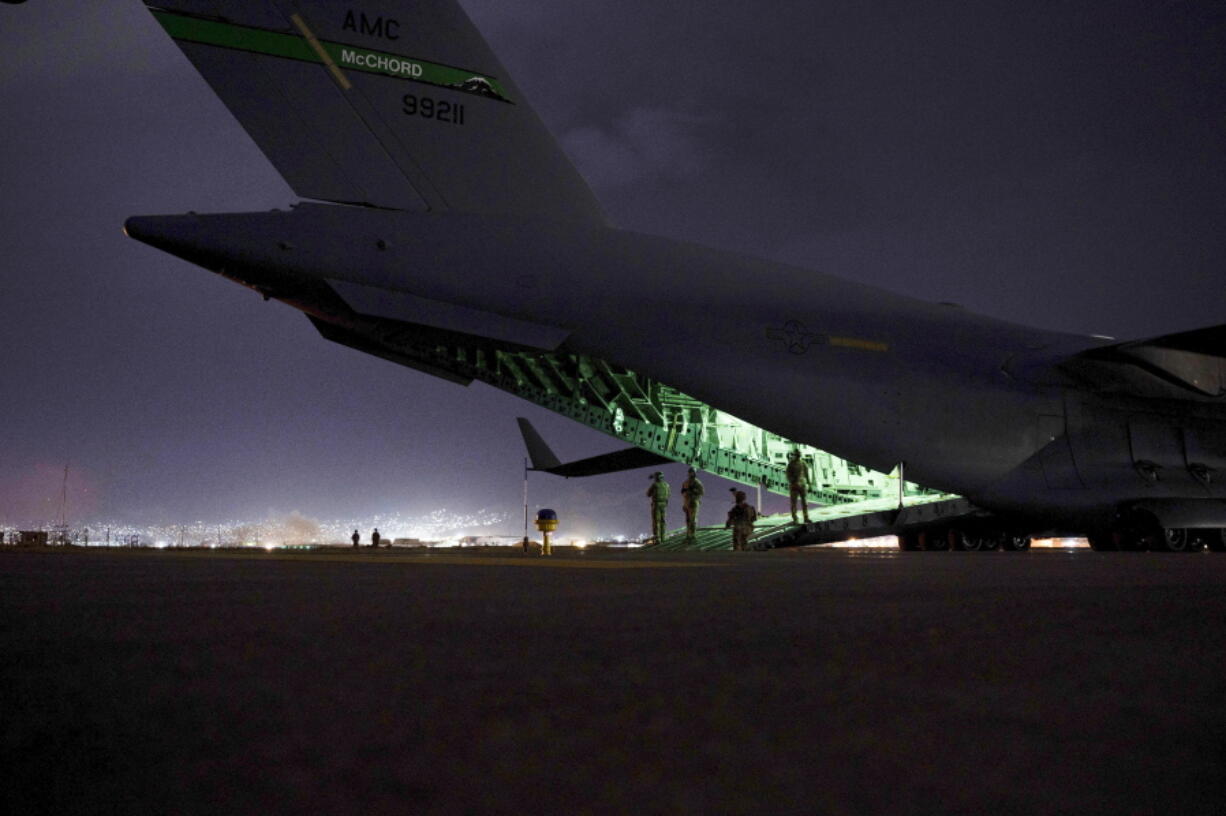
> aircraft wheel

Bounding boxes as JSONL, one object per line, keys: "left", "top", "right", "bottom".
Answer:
{"left": 1003, "top": 534, "right": 1031, "bottom": 551}
{"left": 1152, "top": 527, "right": 1191, "bottom": 553}
{"left": 896, "top": 531, "right": 920, "bottom": 551}
{"left": 953, "top": 530, "right": 983, "bottom": 551}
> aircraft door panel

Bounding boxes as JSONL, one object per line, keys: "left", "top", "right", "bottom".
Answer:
{"left": 1065, "top": 399, "right": 1132, "bottom": 490}
{"left": 1184, "top": 422, "right": 1226, "bottom": 492}
{"left": 1038, "top": 437, "right": 1084, "bottom": 489}
{"left": 1128, "top": 417, "right": 1195, "bottom": 490}
{"left": 1036, "top": 413, "right": 1084, "bottom": 489}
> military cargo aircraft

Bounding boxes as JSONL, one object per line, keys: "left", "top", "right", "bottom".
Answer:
{"left": 124, "top": 0, "right": 1226, "bottom": 551}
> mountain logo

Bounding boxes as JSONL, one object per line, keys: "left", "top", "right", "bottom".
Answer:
{"left": 452, "top": 76, "right": 510, "bottom": 102}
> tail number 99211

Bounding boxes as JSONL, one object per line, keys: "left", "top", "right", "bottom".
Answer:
{"left": 402, "top": 93, "right": 465, "bottom": 125}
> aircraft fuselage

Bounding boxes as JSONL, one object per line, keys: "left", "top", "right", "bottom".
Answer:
{"left": 125, "top": 204, "right": 1226, "bottom": 535}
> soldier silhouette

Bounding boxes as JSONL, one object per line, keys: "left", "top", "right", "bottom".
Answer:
{"left": 725, "top": 489, "right": 759, "bottom": 551}
{"left": 646, "top": 472, "right": 670, "bottom": 544}
{"left": 681, "top": 467, "right": 704, "bottom": 542}
{"left": 786, "top": 450, "right": 812, "bottom": 525}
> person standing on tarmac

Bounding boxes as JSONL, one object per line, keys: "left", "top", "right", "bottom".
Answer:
{"left": 351, "top": 529, "right": 360, "bottom": 548}
{"left": 786, "top": 450, "right": 812, "bottom": 525}
{"left": 681, "top": 467, "right": 704, "bottom": 542}
{"left": 371, "top": 528, "right": 381, "bottom": 548}
{"left": 646, "top": 471, "right": 671, "bottom": 544}
{"left": 725, "top": 489, "right": 758, "bottom": 551}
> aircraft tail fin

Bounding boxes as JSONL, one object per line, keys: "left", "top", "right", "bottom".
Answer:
{"left": 517, "top": 418, "right": 563, "bottom": 472}
{"left": 143, "top": 1, "right": 604, "bottom": 221}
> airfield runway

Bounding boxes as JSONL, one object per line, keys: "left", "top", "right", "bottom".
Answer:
{"left": 3, "top": 546, "right": 1225, "bottom": 815}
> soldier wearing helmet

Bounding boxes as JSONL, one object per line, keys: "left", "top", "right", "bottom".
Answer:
{"left": 646, "top": 471, "right": 671, "bottom": 544}
{"left": 680, "top": 467, "right": 705, "bottom": 542}
{"left": 725, "top": 489, "right": 758, "bottom": 551}
{"left": 786, "top": 450, "right": 812, "bottom": 525}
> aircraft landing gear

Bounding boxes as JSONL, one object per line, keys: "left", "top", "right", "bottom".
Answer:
{"left": 1147, "top": 527, "right": 1206, "bottom": 552}
{"left": 953, "top": 529, "right": 982, "bottom": 551}
{"left": 951, "top": 529, "right": 1003, "bottom": 551}
{"left": 1002, "top": 533, "right": 1031, "bottom": 551}
{"left": 1089, "top": 510, "right": 1212, "bottom": 552}
{"left": 895, "top": 527, "right": 1018, "bottom": 551}
{"left": 896, "top": 519, "right": 1224, "bottom": 553}
{"left": 1151, "top": 527, "right": 1190, "bottom": 552}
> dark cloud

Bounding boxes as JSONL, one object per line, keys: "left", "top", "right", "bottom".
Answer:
{"left": 2, "top": 1, "right": 1224, "bottom": 530}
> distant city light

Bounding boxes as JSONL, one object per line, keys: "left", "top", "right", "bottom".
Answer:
{"left": 2, "top": 507, "right": 517, "bottom": 549}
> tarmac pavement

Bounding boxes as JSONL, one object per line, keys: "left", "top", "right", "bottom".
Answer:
{"left": 3, "top": 546, "right": 1225, "bottom": 815}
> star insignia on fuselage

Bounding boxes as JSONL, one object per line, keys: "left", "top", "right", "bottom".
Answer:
{"left": 766, "top": 320, "right": 827, "bottom": 355}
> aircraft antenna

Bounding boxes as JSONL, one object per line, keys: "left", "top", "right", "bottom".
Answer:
{"left": 522, "top": 458, "right": 530, "bottom": 543}
{"left": 52, "top": 464, "right": 70, "bottom": 545}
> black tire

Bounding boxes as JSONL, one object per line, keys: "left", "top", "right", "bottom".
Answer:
{"left": 954, "top": 530, "right": 983, "bottom": 551}
{"left": 1003, "top": 534, "right": 1031, "bottom": 551}
{"left": 1158, "top": 528, "right": 1190, "bottom": 553}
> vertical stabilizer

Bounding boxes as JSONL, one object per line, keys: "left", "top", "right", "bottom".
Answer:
{"left": 143, "top": 1, "right": 605, "bottom": 221}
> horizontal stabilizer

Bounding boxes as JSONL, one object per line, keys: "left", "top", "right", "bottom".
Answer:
{"left": 516, "top": 417, "right": 672, "bottom": 477}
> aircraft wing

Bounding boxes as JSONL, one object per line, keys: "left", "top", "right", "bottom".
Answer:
{"left": 1067, "top": 322, "right": 1226, "bottom": 397}
{"left": 517, "top": 418, "right": 672, "bottom": 478}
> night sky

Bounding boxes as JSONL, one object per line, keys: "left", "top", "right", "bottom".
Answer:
{"left": 2, "top": 1, "right": 1224, "bottom": 537}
